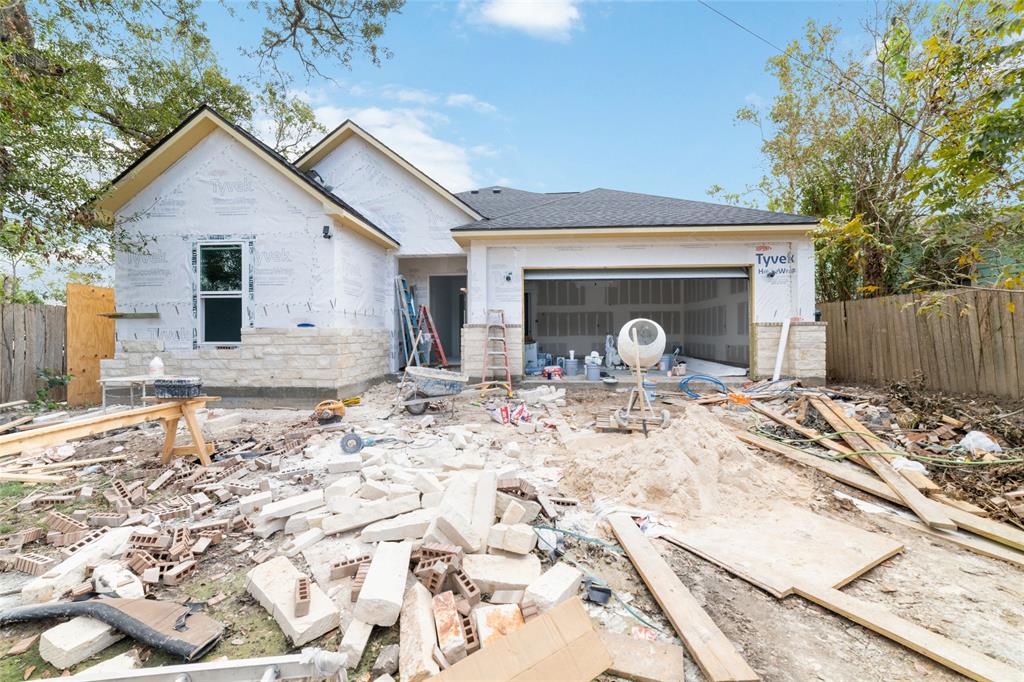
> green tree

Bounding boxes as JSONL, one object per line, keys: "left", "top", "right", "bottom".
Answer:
{"left": 1, "top": 0, "right": 402, "bottom": 271}
{"left": 717, "top": 0, "right": 1024, "bottom": 301}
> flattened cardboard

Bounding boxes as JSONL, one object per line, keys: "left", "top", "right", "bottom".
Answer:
{"left": 431, "top": 597, "right": 611, "bottom": 681}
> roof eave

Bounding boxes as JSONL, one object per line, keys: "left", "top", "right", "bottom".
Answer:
{"left": 450, "top": 222, "right": 820, "bottom": 246}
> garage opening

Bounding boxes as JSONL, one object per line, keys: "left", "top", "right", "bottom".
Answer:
{"left": 523, "top": 268, "right": 750, "bottom": 376}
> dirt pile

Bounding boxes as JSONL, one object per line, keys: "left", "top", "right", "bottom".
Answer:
{"left": 562, "top": 404, "right": 811, "bottom": 517}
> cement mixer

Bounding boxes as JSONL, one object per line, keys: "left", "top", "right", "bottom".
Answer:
{"left": 612, "top": 318, "right": 671, "bottom": 432}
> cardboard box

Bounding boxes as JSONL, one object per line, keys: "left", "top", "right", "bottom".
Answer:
{"left": 430, "top": 597, "right": 611, "bottom": 681}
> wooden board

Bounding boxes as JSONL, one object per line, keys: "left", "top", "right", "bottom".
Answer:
{"left": 886, "top": 516, "right": 1024, "bottom": 570}
{"left": 795, "top": 584, "right": 1022, "bottom": 682}
{"left": 598, "top": 630, "right": 687, "bottom": 682}
{"left": 0, "top": 304, "right": 66, "bottom": 403}
{"left": 737, "top": 432, "right": 1024, "bottom": 553}
{"left": 810, "top": 397, "right": 954, "bottom": 530}
{"left": 607, "top": 513, "right": 759, "bottom": 682}
{"left": 661, "top": 503, "right": 904, "bottom": 598}
{"left": 66, "top": 284, "right": 115, "bottom": 406}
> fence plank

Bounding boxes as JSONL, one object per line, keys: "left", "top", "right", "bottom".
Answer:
{"left": 0, "top": 303, "right": 67, "bottom": 403}
{"left": 823, "top": 289, "right": 1022, "bottom": 399}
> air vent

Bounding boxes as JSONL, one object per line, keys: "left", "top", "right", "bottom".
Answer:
{"left": 492, "top": 189, "right": 501, "bottom": 194}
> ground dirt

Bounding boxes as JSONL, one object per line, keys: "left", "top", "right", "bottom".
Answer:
{"left": 0, "top": 380, "right": 1020, "bottom": 681}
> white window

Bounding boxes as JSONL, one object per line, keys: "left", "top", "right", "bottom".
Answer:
{"left": 199, "top": 243, "right": 243, "bottom": 344}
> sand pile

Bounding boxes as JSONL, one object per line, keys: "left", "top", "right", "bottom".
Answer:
{"left": 562, "top": 404, "right": 811, "bottom": 518}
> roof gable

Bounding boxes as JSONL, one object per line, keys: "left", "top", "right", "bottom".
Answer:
{"left": 96, "top": 106, "right": 399, "bottom": 249}
{"left": 296, "top": 120, "right": 482, "bottom": 222}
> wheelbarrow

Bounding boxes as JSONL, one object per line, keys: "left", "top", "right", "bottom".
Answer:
{"left": 398, "top": 366, "right": 469, "bottom": 415}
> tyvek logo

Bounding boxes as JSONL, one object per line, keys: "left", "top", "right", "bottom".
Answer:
{"left": 756, "top": 251, "right": 795, "bottom": 281}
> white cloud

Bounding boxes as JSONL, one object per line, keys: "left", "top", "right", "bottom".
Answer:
{"left": 474, "top": 0, "right": 582, "bottom": 40}
{"left": 470, "top": 144, "right": 500, "bottom": 157}
{"left": 446, "top": 93, "right": 498, "bottom": 114}
{"left": 744, "top": 92, "right": 766, "bottom": 109}
{"left": 381, "top": 86, "right": 438, "bottom": 104}
{"left": 313, "top": 105, "right": 478, "bottom": 191}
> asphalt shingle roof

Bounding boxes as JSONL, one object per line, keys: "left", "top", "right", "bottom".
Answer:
{"left": 455, "top": 186, "right": 578, "bottom": 219}
{"left": 452, "top": 187, "right": 817, "bottom": 231}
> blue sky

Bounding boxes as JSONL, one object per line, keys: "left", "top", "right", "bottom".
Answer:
{"left": 208, "top": 1, "right": 875, "bottom": 203}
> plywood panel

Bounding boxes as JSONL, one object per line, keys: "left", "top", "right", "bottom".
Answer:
{"left": 66, "top": 285, "right": 115, "bottom": 406}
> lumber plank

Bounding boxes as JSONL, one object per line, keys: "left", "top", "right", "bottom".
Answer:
{"left": 809, "top": 398, "right": 954, "bottom": 530}
{"left": 886, "top": 516, "right": 1024, "bottom": 570}
{"left": 0, "top": 472, "right": 65, "bottom": 483}
{"left": 607, "top": 512, "right": 759, "bottom": 682}
{"left": 737, "top": 432, "right": 1024, "bottom": 552}
{"left": 796, "top": 584, "right": 1021, "bottom": 682}
{"left": 0, "top": 400, "right": 28, "bottom": 411}
{"left": 0, "top": 416, "right": 33, "bottom": 434}
{"left": 0, "top": 399, "right": 210, "bottom": 458}
{"left": 21, "top": 454, "right": 128, "bottom": 472}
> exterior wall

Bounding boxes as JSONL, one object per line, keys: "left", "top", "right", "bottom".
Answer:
{"left": 312, "top": 136, "right": 473, "bottom": 256}
{"left": 751, "top": 321, "right": 827, "bottom": 383}
{"left": 100, "top": 327, "right": 390, "bottom": 399}
{"left": 461, "top": 324, "right": 524, "bottom": 381}
{"left": 113, "top": 128, "right": 343, "bottom": 350}
{"left": 465, "top": 233, "right": 821, "bottom": 377}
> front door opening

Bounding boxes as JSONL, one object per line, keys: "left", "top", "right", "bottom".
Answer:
{"left": 429, "top": 275, "right": 467, "bottom": 365}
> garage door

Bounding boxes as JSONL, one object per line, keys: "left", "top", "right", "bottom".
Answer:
{"left": 523, "top": 267, "right": 748, "bottom": 280}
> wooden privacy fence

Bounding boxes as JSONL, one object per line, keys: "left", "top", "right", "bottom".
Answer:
{"left": 0, "top": 304, "right": 67, "bottom": 403}
{"left": 819, "top": 289, "right": 1024, "bottom": 399}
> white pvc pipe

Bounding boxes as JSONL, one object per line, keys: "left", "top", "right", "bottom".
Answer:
{"left": 772, "top": 317, "right": 792, "bottom": 382}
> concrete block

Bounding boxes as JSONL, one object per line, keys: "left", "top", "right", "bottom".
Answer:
{"left": 360, "top": 508, "right": 438, "bottom": 543}
{"left": 495, "top": 492, "right": 540, "bottom": 524}
{"left": 239, "top": 490, "right": 273, "bottom": 516}
{"left": 323, "top": 495, "right": 421, "bottom": 536}
{"left": 203, "top": 413, "right": 243, "bottom": 435}
{"left": 470, "top": 470, "right": 497, "bottom": 543}
{"left": 421, "top": 492, "right": 443, "bottom": 508}
{"left": 422, "top": 518, "right": 456, "bottom": 547}
{"left": 372, "top": 643, "right": 400, "bottom": 678}
{"left": 399, "top": 581, "right": 440, "bottom": 682}
{"left": 472, "top": 603, "right": 525, "bottom": 647}
{"left": 326, "top": 494, "right": 361, "bottom": 515}
{"left": 523, "top": 562, "right": 583, "bottom": 613}
{"left": 363, "top": 465, "right": 385, "bottom": 481}
{"left": 326, "top": 475, "right": 361, "bottom": 501}
{"left": 359, "top": 480, "right": 390, "bottom": 500}
{"left": 327, "top": 454, "right": 363, "bottom": 474}
{"left": 354, "top": 541, "right": 413, "bottom": 626}
{"left": 246, "top": 556, "right": 340, "bottom": 645}
{"left": 283, "top": 506, "right": 329, "bottom": 535}
{"left": 72, "top": 648, "right": 142, "bottom": 679}
{"left": 462, "top": 554, "right": 541, "bottom": 593}
{"left": 39, "top": 616, "right": 123, "bottom": 669}
{"left": 487, "top": 523, "right": 508, "bottom": 550}
{"left": 279, "top": 528, "right": 324, "bottom": 557}
{"left": 339, "top": 619, "right": 374, "bottom": 669}
{"left": 252, "top": 517, "right": 287, "bottom": 539}
{"left": 413, "top": 471, "right": 444, "bottom": 496}
{"left": 257, "top": 490, "right": 324, "bottom": 522}
{"left": 499, "top": 500, "right": 527, "bottom": 525}
{"left": 489, "top": 590, "right": 524, "bottom": 604}
{"left": 387, "top": 484, "right": 420, "bottom": 499}
{"left": 432, "top": 591, "right": 467, "bottom": 662}
{"left": 502, "top": 524, "right": 537, "bottom": 555}
{"left": 435, "top": 512, "right": 480, "bottom": 553}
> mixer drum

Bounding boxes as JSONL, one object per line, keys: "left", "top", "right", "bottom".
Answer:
{"left": 617, "top": 318, "right": 667, "bottom": 369}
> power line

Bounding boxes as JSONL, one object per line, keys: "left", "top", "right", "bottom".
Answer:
{"left": 696, "top": 0, "right": 941, "bottom": 144}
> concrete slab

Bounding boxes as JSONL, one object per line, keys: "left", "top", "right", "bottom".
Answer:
{"left": 435, "top": 512, "right": 480, "bottom": 553}
{"left": 523, "top": 562, "right": 582, "bottom": 612}
{"left": 360, "top": 508, "right": 439, "bottom": 543}
{"left": 339, "top": 618, "right": 374, "bottom": 669}
{"left": 470, "top": 470, "right": 497, "bottom": 542}
{"left": 39, "top": 616, "right": 123, "bottom": 669}
{"left": 432, "top": 590, "right": 467, "bottom": 662}
{"left": 323, "top": 495, "right": 421, "bottom": 536}
{"left": 462, "top": 554, "right": 541, "bottom": 593}
{"left": 354, "top": 541, "right": 412, "bottom": 626}
{"left": 399, "top": 582, "right": 440, "bottom": 682}
{"left": 257, "top": 490, "right": 324, "bottom": 522}
{"left": 246, "top": 555, "right": 340, "bottom": 645}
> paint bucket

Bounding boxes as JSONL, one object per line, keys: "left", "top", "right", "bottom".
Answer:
{"left": 642, "top": 380, "right": 656, "bottom": 402}
{"left": 563, "top": 359, "right": 580, "bottom": 376}
{"left": 585, "top": 364, "right": 601, "bottom": 381}
{"left": 659, "top": 354, "right": 673, "bottom": 373}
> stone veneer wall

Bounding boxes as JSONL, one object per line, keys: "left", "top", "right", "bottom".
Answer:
{"left": 460, "top": 324, "right": 524, "bottom": 381}
{"left": 100, "top": 327, "right": 390, "bottom": 402}
{"left": 751, "top": 321, "right": 827, "bottom": 384}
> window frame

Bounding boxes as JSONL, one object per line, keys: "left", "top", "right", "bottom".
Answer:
{"left": 197, "top": 241, "right": 245, "bottom": 346}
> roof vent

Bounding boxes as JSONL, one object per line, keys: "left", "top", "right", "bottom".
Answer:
{"left": 470, "top": 190, "right": 479, "bottom": 194}
{"left": 492, "top": 189, "right": 501, "bottom": 194}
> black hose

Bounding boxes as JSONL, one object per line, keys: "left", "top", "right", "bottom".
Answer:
{"left": 0, "top": 601, "right": 219, "bottom": 660}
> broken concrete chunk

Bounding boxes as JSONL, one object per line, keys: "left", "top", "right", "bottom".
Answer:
{"left": 473, "top": 603, "right": 525, "bottom": 647}
{"left": 39, "top": 616, "right": 123, "bottom": 669}
{"left": 501, "top": 523, "right": 537, "bottom": 555}
{"left": 257, "top": 490, "right": 324, "bottom": 522}
{"left": 371, "top": 643, "right": 400, "bottom": 678}
{"left": 486, "top": 523, "right": 508, "bottom": 550}
{"left": 359, "top": 508, "right": 439, "bottom": 543}
{"left": 413, "top": 471, "right": 444, "bottom": 496}
{"left": 432, "top": 590, "right": 467, "bottom": 662}
{"left": 524, "top": 562, "right": 583, "bottom": 613}
{"left": 246, "top": 555, "right": 340, "bottom": 645}
{"left": 359, "top": 480, "right": 390, "bottom": 500}
{"left": 499, "top": 499, "right": 527, "bottom": 525}
{"left": 339, "top": 619, "right": 374, "bottom": 669}
{"left": 239, "top": 490, "right": 273, "bottom": 516}
{"left": 354, "top": 541, "right": 413, "bottom": 626}
{"left": 462, "top": 554, "right": 541, "bottom": 593}
{"left": 71, "top": 648, "right": 142, "bottom": 679}
{"left": 327, "top": 454, "right": 363, "bottom": 474}
{"left": 470, "top": 470, "right": 498, "bottom": 543}
{"left": 399, "top": 581, "right": 440, "bottom": 682}
{"left": 495, "top": 492, "right": 540, "bottom": 524}
{"left": 323, "top": 494, "right": 421, "bottom": 536}
{"left": 435, "top": 512, "right": 481, "bottom": 553}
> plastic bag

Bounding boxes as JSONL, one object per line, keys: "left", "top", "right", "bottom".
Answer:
{"left": 959, "top": 431, "right": 1002, "bottom": 453}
